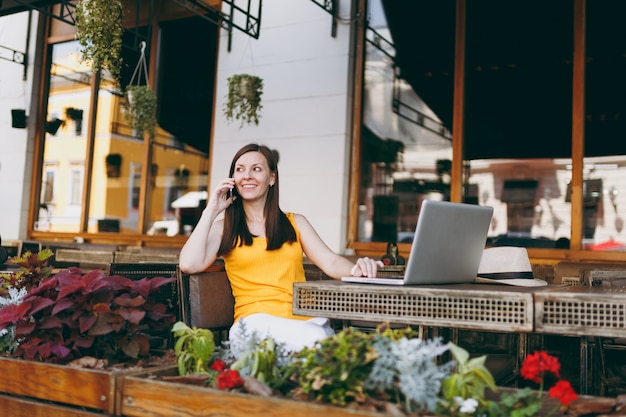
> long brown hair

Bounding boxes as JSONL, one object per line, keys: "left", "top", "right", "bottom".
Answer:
{"left": 217, "top": 143, "right": 297, "bottom": 256}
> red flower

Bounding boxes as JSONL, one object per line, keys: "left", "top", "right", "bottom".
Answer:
{"left": 216, "top": 369, "right": 244, "bottom": 390}
{"left": 549, "top": 380, "right": 578, "bottom": 406}
{"left": 210, "top": 359, "right": 227, "bottom": 372}
{"left": 520, "top": 351, "right": 561, "bottom": 384}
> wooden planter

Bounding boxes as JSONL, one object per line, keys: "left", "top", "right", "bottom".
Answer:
{"left": 0, "top": 393, "right": 104, "bottom": 417}
{"left": 120, "top": 368, "right": 611, "bottom": 417}
{"left": 0, "top": 356, "right": 171, "bottom": 416}
{"left": 121, "top": 367, "right": 389, "bottom": 417}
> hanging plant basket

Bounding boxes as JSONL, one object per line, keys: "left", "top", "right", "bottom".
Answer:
{"left": 105, "top": 153, "right": 122, "bottom": 178}
{"left": 223, "top": 74, "right": 264, "bottom": 127}
{"left": 74, "top": 0, "right": 124, "bottom": 86}
{"left": 65, "top": 107, "right": 84, "bottom": 135}
{"left": 124, "top": 85, "right": 157, "bottom": 137}
{"left": 123, "top": 41, "right": 157, "bottom": 137}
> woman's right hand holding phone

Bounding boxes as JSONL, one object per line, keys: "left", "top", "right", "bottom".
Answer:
{"left": 206, "top": 177, "right": 236, "bottom": 214}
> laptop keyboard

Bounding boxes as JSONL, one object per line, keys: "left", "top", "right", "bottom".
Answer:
{"left": 377, "top": 265, "right": 406, "bottom": 279}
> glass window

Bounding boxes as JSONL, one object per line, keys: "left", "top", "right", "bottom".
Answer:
{"left": 35, "top": 9, "right": 217, "bottom": 240}
{"left": 464, "top": 0, "right": 574, "bottom": 249}
{"left": 148, "top": 145, "right": 208, "bottom": 237}
{"left": 582, "top": 1, "right": 626, "bottom": 251}
{"left": 42, "top": 167, "right": 56, "bottom": 204}
{"left": 142, "top": 16, "right": 215, "bottom": 237}
{"left": 358, "top": 0, "right": 455, "bottom": 244}
{"left": 37, "top": 40, "right": 90, "bottom": 233}
{"left": 68, "top": 164, "right": 84, "bottom": 205}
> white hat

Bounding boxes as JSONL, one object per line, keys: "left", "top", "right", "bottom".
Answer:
{"left": 476, "top": 246, "right": 547, "bottom": 287}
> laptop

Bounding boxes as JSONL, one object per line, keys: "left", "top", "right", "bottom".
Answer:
{"left": 342, "top": 200, "right": 494, "bottom": 285}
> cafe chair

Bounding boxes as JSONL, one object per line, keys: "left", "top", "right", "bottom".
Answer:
{"left": 177, "top": 260, "right": 235, "bottom": 344}
{"left": 106, "top": 262, "right": 180, "bottom": 349}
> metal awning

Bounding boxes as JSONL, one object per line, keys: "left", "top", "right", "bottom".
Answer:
{"left": 0, "top": 0, "right": 61, "bottom": 17}
{"left": 0, "top": 1, "right": 261, "bottom": 41}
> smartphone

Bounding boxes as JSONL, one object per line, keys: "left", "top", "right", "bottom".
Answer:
{"left": 226, "top": 182, "right": 237, "bottom": 200}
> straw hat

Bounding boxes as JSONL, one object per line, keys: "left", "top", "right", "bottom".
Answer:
{"left": 476, "top": 246, "right": 547, "bottom": 287}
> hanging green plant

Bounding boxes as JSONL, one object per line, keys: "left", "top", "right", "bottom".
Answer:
{"left": 223, "top": 74, "right": 264, "bottom": 127}
{"left": 124, "top": 85, "right": 157, "bottom": 137}
{"left": 123, "top": 41, "right": 157, "bottom": 137}
{"left": 74, "top": 0, "right": 124, "bottom": 86}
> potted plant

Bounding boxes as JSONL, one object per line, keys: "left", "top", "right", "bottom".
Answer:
{"left": 65, "top": 107, "right": 84, "bottom": 135}
{"left": 119, "top": 321, "right": 591, "bottom": 417}
{"left": 0, "top": 251, "right": 177, "bottom": 414}
{"left": 11, "top": 109, "right": 27, "bottom": 129}
{"left": 45, "top": 117, "right": 65, "bottom": 135}
{"left": 223, "top": 74, "right": 264, "bottom": 127}
{"left": 105, "top": 153, "right": 122, "bottom": 178}
{"left": 122, "top": 325, "right": 452, "bottom": 416}
{"left": 74, "top": 0, "right": 124, "bottom": 86}
{"left": 124, "top": 85, "right": 158, "bottom": 137}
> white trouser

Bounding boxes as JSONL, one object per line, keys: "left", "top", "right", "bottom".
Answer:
{"left": 228, "top": 313, "right": 334, "bottom": 357}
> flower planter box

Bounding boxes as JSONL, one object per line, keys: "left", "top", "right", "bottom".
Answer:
{"left": 121, "top": 367, "right": 391, "bottom": 417}
{"left": 0, "top": 356, "right": 172, "bottom": 415}
{"left": 120, "top": 368, "right": 614, "bottom": 417}
{"left": 0, "top": 393, "right": 104, "bottom": 417}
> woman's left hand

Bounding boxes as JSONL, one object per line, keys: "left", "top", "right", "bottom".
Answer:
{"left": 351, "top": 257, "right": 385, "bottom": 277}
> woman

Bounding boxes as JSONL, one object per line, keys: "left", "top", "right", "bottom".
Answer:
{"left": 179, "top": 143, "right": 382, "bottom": 354}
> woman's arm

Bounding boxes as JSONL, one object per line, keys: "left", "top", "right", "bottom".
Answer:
{"left": 178, "top": 210, "right": 224, "bottom": 274}
{"left": 179, "top": 178, "right": 235, "bottom": 274}
{"left": 294, "top": 213, "right": 382, "bottom": 279}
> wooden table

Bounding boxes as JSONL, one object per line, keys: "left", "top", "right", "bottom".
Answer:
{"left": 293, "top": 280, "right": 536, "bottom": 332}
{"left": 534, "top": 285, "right": 626, "bottom": 395}
{"left": 293, "top": 280, "right": 537, "bottom": 380}
{"left": 293, "top": 281, "right": 626, "bottom": 395}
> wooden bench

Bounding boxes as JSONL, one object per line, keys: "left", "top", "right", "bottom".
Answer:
{"left": 54, "top": 249, "right": 114, "bottom": 269}
{"left": 554, "top": 261, "right": 626, "bottom": 285}
{"left": 53, "top": 248, "right": 180, "bottom": 268}
{"left": 113, "top": 251, "right": 179, "bottom": 263}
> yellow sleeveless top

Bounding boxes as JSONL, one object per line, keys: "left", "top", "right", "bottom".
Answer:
{"left": 223, "top": 212, "right": 308, "bottom": 321}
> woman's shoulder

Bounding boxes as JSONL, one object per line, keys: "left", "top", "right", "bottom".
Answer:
{"left": 290, "top": 212, "right": 312, "bottom": 229}
{"left": 288, "top": 212, "right": 305, "bottom": 221}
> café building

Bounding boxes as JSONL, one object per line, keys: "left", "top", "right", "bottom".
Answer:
{"left": 0, "top": 0, "right": 625, "bottom": 396}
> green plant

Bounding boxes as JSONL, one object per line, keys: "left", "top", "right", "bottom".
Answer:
{"left": 438, "top": 343, "right": 499, "bottom": 416}
{"left": 283, "top": 327, "right": 375, "bottom": 406}
{"left": 498, "top": 351, "right": 577, "bottom": 417}
{"left": 437, "top": 348, "right": 578, "bottom": 417}
{"left": 223, "top": 74, "right": 263, "bottom": 127}
{"left": 163, "top": 323, "right": 581, "bottom": 417}
{"left": 365, "top": 331, "right": 453, "bottom": 413}
{"left": 74, "top": 0, "right": 124, "bottom": 86}
{"left": 124, "top": 85, "right": 158, "bottom": 136}
{"left": 0, "top": 249, "right": 54, "bottom": 294}
{"left": 0, "top": 250, "right": 54, "bottom": 353}
{"left": 285, "top": 325, "right": 438, "bottom": 408}
{"left": 231, "top": 336, "right": 280, "bottom": 384}
{"left": 0, "top": 267, "right": 176, "bottom": 364}
{"left": 65, "top": 107, "right": 83, "bottom": 121}
{"left": 172, "top": 321, "right": 216, "bottom": 375}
